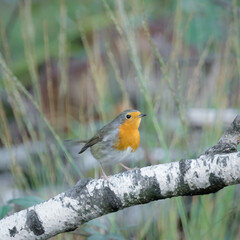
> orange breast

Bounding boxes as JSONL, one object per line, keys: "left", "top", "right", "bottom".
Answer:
{"left": 114, "top": 124, "right": 140, "bottom": 152}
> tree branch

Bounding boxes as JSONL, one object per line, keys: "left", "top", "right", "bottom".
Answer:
{"left": 0, "top": 152, "right": 240, "bottom": 239}
{"left": 0, "top": 115, "right": 240, "bottom": 239}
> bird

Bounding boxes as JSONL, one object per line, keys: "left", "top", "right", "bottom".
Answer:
{"left": 78, "top": 109, "right": 146, "bottom": 178}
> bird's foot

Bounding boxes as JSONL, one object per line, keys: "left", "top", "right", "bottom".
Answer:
{"left": 119, "top": 163, "right": 137, "bottom": 171}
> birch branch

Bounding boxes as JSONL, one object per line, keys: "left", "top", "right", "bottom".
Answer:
{"left": 0, "top": 115, "right": 240, "bottom": 240}
{"left": 0, "top": 152, "right": 240, "bottom": 239}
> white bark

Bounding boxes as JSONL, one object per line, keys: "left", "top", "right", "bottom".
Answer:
{"left": 0, "top": 152, "right": 240, "bottom": 239}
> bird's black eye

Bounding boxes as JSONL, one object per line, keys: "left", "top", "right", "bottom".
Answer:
{"left": 126, "top": 114, "right": 131, "bottom": 119}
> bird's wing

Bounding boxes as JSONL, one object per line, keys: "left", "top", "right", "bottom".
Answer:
{"left": 78, "top": 121, "right": 119, "bottom": 154}
{"left": 78, "top": 134, "right": 102, "bottom": 154}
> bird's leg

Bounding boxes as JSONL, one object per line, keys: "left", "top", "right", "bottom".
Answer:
{"left": 99, "top": 162, "right": 109, "bottom": 180}
{"left": 119, "top": 163, "right": 137, "bottom": 171}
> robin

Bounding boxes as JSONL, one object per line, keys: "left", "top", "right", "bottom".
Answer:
{"left": 79, "top": 109, "right": 146, "bottom": 178}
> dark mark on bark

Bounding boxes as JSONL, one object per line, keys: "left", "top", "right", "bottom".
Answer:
{"left": 167, "top": 174, "right": 171, "bottom": 183}
{"left": 179, "top": 159, "right": 191, "bottom": 178}
{"left": 103, "top": 187, "right": 122, "bottom": 211}
{"left": 64, "top": 223, "right": 78, "bottom": 232}
{"left": 65, "top": 176, "right": 123, "bottom": 221}
{"left": 177, "top": 159, "right": 191, "bottom": 194}
{"left": 186, "top": 172, "right": 226, "bottom": 196}
{"left": 205, "top": 142, "right": 237, "bottom": 155}
{"left": 26, "top": 210, "right": 44, "bottom": 236}
{"left": 130, "top": 168, "right": 141, "bottom": 186}
{"left": 193, "top": 171, "right": 199, "bottom": 178}
{"left": 209, "top": 173, "right": 225, "bottom": 189}
{"left": 58, "top": 194, "right": 78, "bottom": 214}
{"left": 65, "top": 178, "right": 92, "bottom": 200}
{"left": 205, "top": 115, "right": 240, "bottom": 155}
{"left": 64, "top": 177, "right": 95, "bottom": 224}
{"left": 182, "top": 186, "right": 224, "bottom": 196}
{"left": 123, "top": 169, "right": 162, "bottom": 205}
{"left": 58, "top": 195, "right": 65, "bottom": 208}
{"left": 138, "top": 174, "right": 162, "bottom": 202}
{"left": 9, "top": 226, "right": 18, "bottom": 237}
{"left": 216, "top": 156, "right": 228, "bottom": 167}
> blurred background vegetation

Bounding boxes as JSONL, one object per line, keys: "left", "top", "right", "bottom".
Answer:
{"left": 0, "top": 0, "right": 240, "bottom": 239}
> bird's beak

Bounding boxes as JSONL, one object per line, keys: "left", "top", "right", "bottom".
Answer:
{"left": 138, "top": 113, "right": 147, "bottom": 118}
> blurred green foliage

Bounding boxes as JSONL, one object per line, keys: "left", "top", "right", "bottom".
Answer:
{"left": 7, "top": 195, "right": 44, "bottom": 208}
{"left": 0, "top": 0, "right": 234, "bottom": 80}
{"left": 181, "top": 0, "right": 226, "bottom": 48}
{"left": 0, "top": 205, "right": 12, "bottom": 220}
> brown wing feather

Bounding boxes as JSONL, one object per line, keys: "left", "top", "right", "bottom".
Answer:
{"left": 78, "top": 134, "right": 102, "bottom": 154}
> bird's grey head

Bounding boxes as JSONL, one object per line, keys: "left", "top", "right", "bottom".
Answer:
{"left": 111, "top": 109, "right": 144, "bottom": 126}
{"left": 113, "top": 109, "right": 140, "bottom": 124}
